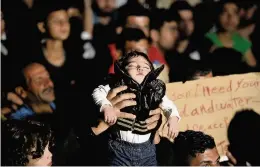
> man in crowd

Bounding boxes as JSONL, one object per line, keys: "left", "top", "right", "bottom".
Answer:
{"left": 149, "top": 9, "right": 180, "bottom": 82}
{"left": 172, "top": 130, "right": 220, "bottom": 166}
{"left": 170, "top": 1, "right": 202, "bottom": 61}
{"left": 9, "top": 63, "right": 55, "bottom": 120}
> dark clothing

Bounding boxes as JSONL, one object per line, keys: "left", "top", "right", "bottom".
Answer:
{"left": 108, "top": 63, "right": 165, "bottom": 134}
{"left": 32, "top": 47, "right": 78, "bottom": 97}
{"left": 166, "top": 50, "right": 190, "bottom": 82}
{"left": 156, "top": 138, "right": 175, "bottom": 166}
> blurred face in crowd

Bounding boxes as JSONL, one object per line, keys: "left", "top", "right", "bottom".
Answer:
{"left": 125, "top": 39, "right": 149, "bottom": 54}
{"left": 193, "top": 71, "right": 213, "bottom": 80}
{"left": 27, "top": 143, "right": 53, "bottom": 166}
{"left": 125, "top": 56, "right": 151, "bottom": 84}
{"left": 24, "top": 63, "right": 55, "bottom": 104}
{"left": 159, "top": 21, "right": 179, "bottom": 51}
{"left": 190, "top": 147, "right": 220, "bottom": 166}
{"left": 219, "top": 3, "right": 239, "bottom": 32}
{"left": 126, "top": 16, "right": 150, "bottom": 37}
{"left": 96, "top": 0, "right": 116, "bottom": 13}
{"left": 47, "top": 10, "right": 70, "bottom": 40}
{"left": 179, "top": 10, "right": 194, "bottom": 38}
{"left": 1, "top": 11, "right": 5, "bottom": 35}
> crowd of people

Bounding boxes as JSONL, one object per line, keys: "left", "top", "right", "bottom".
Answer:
{"left": 1, "top": 0, "right": 260, "bottom": 166}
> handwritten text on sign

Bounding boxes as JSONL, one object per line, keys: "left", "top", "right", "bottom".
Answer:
{"left": 162, "top": 73, "right": 260, "bottom": 155}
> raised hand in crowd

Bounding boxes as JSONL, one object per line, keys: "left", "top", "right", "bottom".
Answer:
{"left": 1, "top": 89, "right": 26, "bottom": 118}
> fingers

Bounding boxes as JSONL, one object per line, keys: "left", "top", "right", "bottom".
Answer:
{"left": 110, "top": 93, "right": 136, "bottom": 106}
{"left": 146, "top": 113, "right": 161, "bottom": 124}
{"left": 113, "top": 99, "right": 136, "bottom": 110}
{"left": 167, "top": 127, "right": 179, "bottom": 139}
{"left": 105, "top": 116, "right": 117, "bottom": 125}
{"left": 1, "top": 107, "right": 12, "bottom": 115}
{"left": 146, "top": 121, "right": 158, "bottom": 130}
{"left": 226, "top": 150, "right": 237, "bottom": 165}
{"left": 107, "top": 86, "right": 127, "bottom": 101}
{"left": 167, "top": 127, "right": 174, "bottom": 139}
{"left": 117, "top": 112, "right": 136, "bottom": 119}
{"left": 149, "top": 108, "right": 161, "bottom": 116}
{"left": 15, "top": 86, "right": 27, "bottom": 98}
{"left": 7, "top": 92, "right": 24, "bottom": 106}
{"left": 11, "top": 104, "right": 18, "bottom": 110}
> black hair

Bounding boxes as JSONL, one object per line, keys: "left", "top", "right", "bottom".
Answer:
{"left": 116, "top": 3, "right": 150, "bottom": 28}
{"left": 2, "top": 119, "right": 53, "bottom": 166}
{"left": 184, "top": 60, "right": 213, "bottom": 82}
{"left": 170, "top": 0, "right": 194, "bottom": 13}
{"left": 34, "top": 0, "right": 70, "bottom": 23}
{"left": 228, "top": 109, "right": 260, "bottom": 166}
{"left": 172, "top": 130, "right": 216, "bottom": 166}
{"left": 92, "top": 0, "right": 115, "bottom": 17}
{"left": 117, "top": 50, "right": 154, "bottom": 73}
{"left": 116, "top": 28, "right": 148, "bottom": 53}
{"left": 150, "top": 9, "right": 180, "bottom": 31}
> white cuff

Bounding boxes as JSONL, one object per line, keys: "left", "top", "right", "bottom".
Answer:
{"left": 81, "top": 31, "right": 92, "bottom": 40}
{"left": 100, "top": 100, "right": 113, "bottom": 112}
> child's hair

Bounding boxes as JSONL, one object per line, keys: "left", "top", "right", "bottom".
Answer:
{"left": 2, "top": 119, "right": 53, "bottom": 166}
{"left": 117, "top": 50, "right": 154, "bottom": 73}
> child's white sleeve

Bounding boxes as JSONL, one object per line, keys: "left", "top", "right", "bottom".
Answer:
{"left": 92, "top": 84, "right": 112, "bottom": 112}
{"left": 161, "top": 95, "right": 181, "bottom": 121}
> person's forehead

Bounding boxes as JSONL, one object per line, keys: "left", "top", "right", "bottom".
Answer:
{"left": 128, "top": 56, "right": 149, "bottom": 64}
{"left": 125, "top": 39, "right": 148, "bottom": 47}
{"left": 179, "top": 10, "right": 193, "bottom": 18}
{"left": 195, "top": 147, "right": 220, "bottom": 162}
{"left": 125, "top": 41, "right": 149, "bottom": 54}
{"left": 224, "top": 3, "right": 238, "bottom": 11}
{"left": 48, "top": 10, "right": 68, "bottom": 20}
{"left": 26, "top": 65, "right": 48, "bottom": 79}
{"left": 127, "top": 16, "right": 150, "bottom": 24}
{"left": 164, "top": 21, "right": 178, "bottom": 27}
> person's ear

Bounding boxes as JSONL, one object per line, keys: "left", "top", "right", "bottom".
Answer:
{"left": 37, "top": 22, "right": 46, "bottom": 33}
{"left": 150, "top": 29, "right": 159, "bottom": 44}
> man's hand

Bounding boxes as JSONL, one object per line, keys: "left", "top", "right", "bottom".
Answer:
{"left": 106, "top": 86, "right": 161, "bottom": 128}
{"left": 107, "top": 86, "right": 136, "bottom": 119}
{"left": 1, "top": 87, "right": 26, "bottom": 116}
{"left": 145, "top": 108, "right": 161, "bottom": 130}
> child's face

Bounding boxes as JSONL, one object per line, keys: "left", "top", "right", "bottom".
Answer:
{"left": 125, "top": 56, "right": 151, "bottom": 84}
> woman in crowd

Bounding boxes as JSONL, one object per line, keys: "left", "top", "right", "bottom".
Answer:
{"left": 204, "top": 0, "right": 257, "bottom": 68}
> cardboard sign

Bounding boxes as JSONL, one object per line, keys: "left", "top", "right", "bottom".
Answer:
{"left": 159, "top": 73, "right": 260, "bottom": 155}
